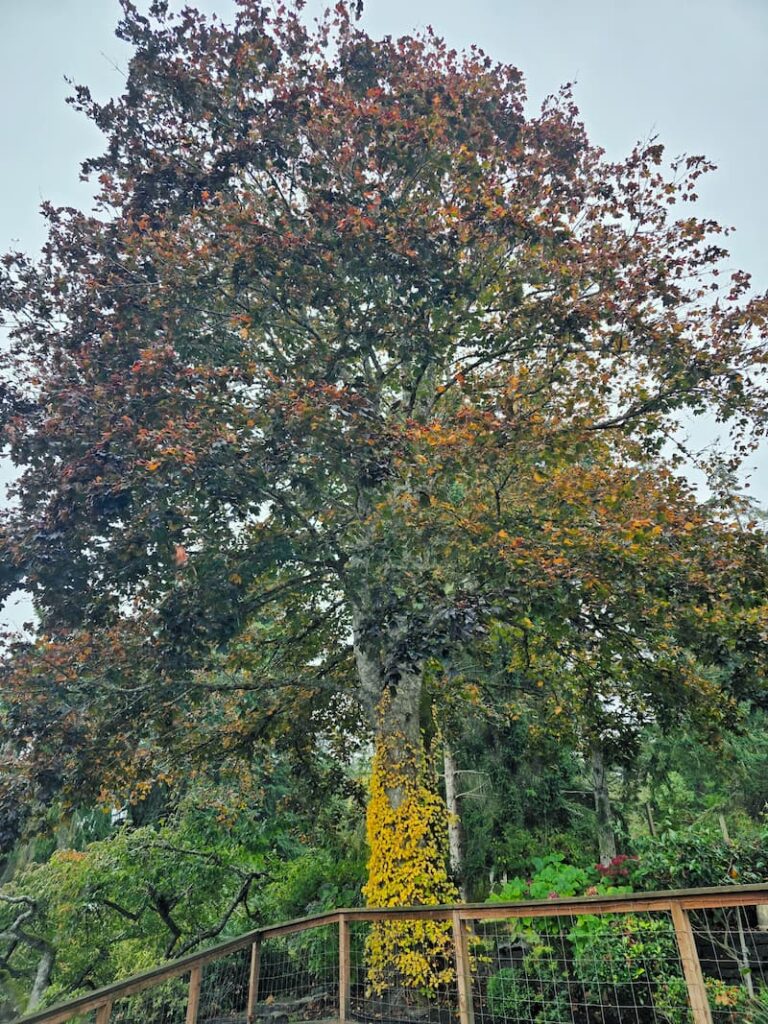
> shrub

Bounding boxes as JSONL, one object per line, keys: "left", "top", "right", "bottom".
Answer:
{"left": 630, "top": 823, "right": 768, "bottom": 891}
{"left": 707, "top": 979, "right": 768, "bottom": 1024}
{"left": 486, "top": 949, "right": 572, "bottom": 1024}
{"left": 488, "top": 854, "right": 598, "bottom": 903}
{"left": 569, "top": 913, "right": 690, "bottom": 1023}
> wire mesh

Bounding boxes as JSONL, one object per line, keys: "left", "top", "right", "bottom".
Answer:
{"left": 470, "top": 910, "right": 690, "bottom": 1024}
{"left": 108, "top": 974, "right": 189, "bottom": 1024}
{"left": 689, "top": 905, "right": 768, "bottom": 1023}
{"left": 198, "top": 947, "right": 252, "bottom": 1023}
{"left": 257, "top": 924, "right": 338, "bottom": 1022}
{"left": 26, "top": 896, "right": 768, "bottom": 1024}
{"left": 349, "top": 918, "right": 459, "bottom": 1024}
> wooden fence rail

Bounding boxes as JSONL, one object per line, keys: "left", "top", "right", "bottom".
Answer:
{"left": 14, "top": 883, "right": 768, "bottom": 1024}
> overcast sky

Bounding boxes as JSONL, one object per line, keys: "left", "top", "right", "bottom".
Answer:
{"left": 3, "top": 0, "right": 767, "bottom": 271}
{"left": 1, "top": 0, "right": 766, "bottom": 628}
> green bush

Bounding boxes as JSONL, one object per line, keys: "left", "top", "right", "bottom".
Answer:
{"left": 488, "top": 854, "right": 600, "bottom": 903}
{"left": 631, "top": 823, "right": 768, "bottom": 891}
{"left": 486, "top": 949, "right": 572, "bottom": 1024}
{"left": 705, "top": 979, "right": 768, "bottom": 1024}
{"left": 108, "top": 978, "right": 189, "bottom": 1024}
{"left": 569, "top": 913, "right": 690, "bottom": 1023}
{"left": 258, "top": 849, "right": 364, "bottom": 924}
{"left": 742, "top": 984, "right": 768, "bottom": 1024}
{"left": 484, "top": 857, "right": 699, "bottom": 1024}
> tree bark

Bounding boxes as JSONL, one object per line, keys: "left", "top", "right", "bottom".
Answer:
{"left": 356, "top": 631, "right": 457, "bottom": 1001}
{"left": 591, "top": 744, "right": 617, "bottom": 867}
{"left": 352, "top": 609, "right": 423, "bottom": 808}
{"left": 443, "top": 743, "right": 467, "bottom": 901}
{"left": 27, "top": 947, "right": 54, "bottom": 1011}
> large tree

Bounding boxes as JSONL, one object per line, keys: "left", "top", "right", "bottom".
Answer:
{"left": 2, "top": 0, "right": 767, "bottom": 903}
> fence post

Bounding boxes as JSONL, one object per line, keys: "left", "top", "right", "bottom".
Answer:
{"left": 671, "top": 904, "right": 713, "bottom": 1024}
{"left": 452, "top": 911, "right": 475, "bottom": 1024}
{"left": 247, "top": 939, "right": 261, "bottom": 1023}
{"left": 95, "top": 1002, "right": 112, "bottom": 1024}
{"left": 339, "top": 914, "right": 351, "bottom": 1024}
{"left": 185, "top": 964, "right": 202, "bottom": 1024}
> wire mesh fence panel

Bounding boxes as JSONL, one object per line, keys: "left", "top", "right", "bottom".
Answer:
{"left": 349, "top": 917, "right": 460, "bottom": 1024}
{"left": 689, "top": 905, "right": 768, "bottom": 1023}
{"left": 108, "top": 975, "right": 190, "bottom": 1024}
{"left": 197, "top": 947, "right": 252, "bottom": 1023}
{"left": 256, "top": 925, "right": 338, "bottom": 1022}
{"left": 13, "top": 892, "right": 768, "bottom": 1024}
{"left": 470, "top": 910, "right": 691, "bottom": 1024}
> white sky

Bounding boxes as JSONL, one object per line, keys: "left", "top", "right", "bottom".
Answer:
{"left": 0, "top": 0, "right": 766, "bottom": 629}
{"left": 3, "top": 0, "right": 767, "bottom": 271}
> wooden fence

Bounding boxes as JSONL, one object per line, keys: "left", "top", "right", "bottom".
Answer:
{"left": 15, "top": 883, "right": 768, "bottom": 1024}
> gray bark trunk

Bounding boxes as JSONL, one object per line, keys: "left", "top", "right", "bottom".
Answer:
{"left": 443, "top": 743, "right": 467, "bottom": 901}
{"left": 370, "top": 667, "right": 422, "bottom": 810}
{"left": 351, "top": 608, "right": 384, "bottom": 726}
{"left": 27, "top": 947, "right": 54, "bottom": 1011}
{"left": 591, "top": 745, "right": 617, "bottom": 867}
{"left": 352, "top": 607, "right": 423, "bottom": 809}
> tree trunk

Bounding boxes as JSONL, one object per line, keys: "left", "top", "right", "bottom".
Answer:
{"left": 27, "top": 947, "right": 54, "bottom": 1011}
{"left": 443, "top": 742, "right": 467, "bottom": 901}
{"left": 353, "top": 619, "right": 458, "bottom": 999}
{"left": 591, "top": 744, "right": 617, "bottom": 867}
{"left": 352, "top": 608, "right": 423, "bottom": 804}
{"left": 373, "top": 668, "right": 423, "bottom": 807}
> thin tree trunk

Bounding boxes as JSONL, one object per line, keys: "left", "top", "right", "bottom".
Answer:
{"left": 27, "top": 947, "right": 54, "bottom": 1011}
{"left": 591, "top": 744, "right": 617, "bottom": 867}
{"left": 735, "top": 909, "right": 755, "bottom": 998}
{"left": 443, "top": 742, "right": 467, "bottom": 901}
{"left": 645, "top": 801, "right": 657, "bottom": 837}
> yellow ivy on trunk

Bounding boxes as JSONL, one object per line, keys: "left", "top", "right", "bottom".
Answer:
{"left": 363, "top": 731, "right": 459, "bottom": 996}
